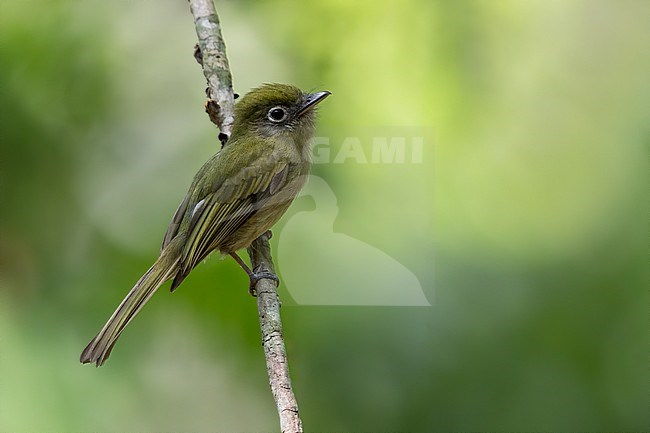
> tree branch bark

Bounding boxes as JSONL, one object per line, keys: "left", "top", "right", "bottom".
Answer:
{"left": 247, "top": 233, "right": 303, "bottom": 433}
{"left": 187, "top": 1, "right": 303, "bottom": 432}
{"left": 188, "top": 0, "right": 235, "bottom": 144}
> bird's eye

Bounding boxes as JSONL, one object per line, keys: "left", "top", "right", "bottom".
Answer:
{"left": 267, "top": 107, "right": 287, "bottom": 123}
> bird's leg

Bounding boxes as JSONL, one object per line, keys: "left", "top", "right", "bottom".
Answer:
{"left": 229, "top": 251, "right": 252, "bottom": 274}
{"left": 229, "top": 252, "right": 279, "bottom": 297}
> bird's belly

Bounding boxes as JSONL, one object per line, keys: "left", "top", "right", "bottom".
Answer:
{"left": 220, "top": 200, "right": 292, "bottom": 253}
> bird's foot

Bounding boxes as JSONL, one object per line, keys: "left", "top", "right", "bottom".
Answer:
{"left": 248, "top": 269, "right": 279, "bottom": 297}
{"left": 229, "top": 251, "right": 279, "bottom": 296}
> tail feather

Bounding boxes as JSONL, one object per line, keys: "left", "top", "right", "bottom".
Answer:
{"left": 80, "top": 245, "right": 180, "bottom": 367}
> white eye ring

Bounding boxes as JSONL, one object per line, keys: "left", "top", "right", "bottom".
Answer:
{"left": 267, "top": 106, "right": 287, "bottom": 123}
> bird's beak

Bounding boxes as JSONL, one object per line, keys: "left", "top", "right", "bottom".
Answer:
{"left": 297, "top": 91, "right": 331, "bottom": 117}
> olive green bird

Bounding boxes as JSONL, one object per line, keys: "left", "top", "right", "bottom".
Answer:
{"left": 80, "top": 83, "right": 330, "bottom": 366}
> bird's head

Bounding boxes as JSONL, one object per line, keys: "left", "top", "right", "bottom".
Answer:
{"left": 231, "top": 83, "right": 330, "bottom": 146}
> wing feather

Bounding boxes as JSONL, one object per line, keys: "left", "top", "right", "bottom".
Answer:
{"left": 176, "top": 160, "right": 289, "bottom": 278}
{"left": 161, "top": 194, "right": 190, "bottom": 251}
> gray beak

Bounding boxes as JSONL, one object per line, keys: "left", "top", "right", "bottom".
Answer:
{"left": 297, "top": 91, "right": 331, "bottom": 117}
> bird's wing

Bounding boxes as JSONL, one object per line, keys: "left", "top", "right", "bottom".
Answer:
{"left": 161, "top": 193, "right": 190, "bottom": 251}
{"left": 171, "top": 158, "right": 290, "bottom": 289}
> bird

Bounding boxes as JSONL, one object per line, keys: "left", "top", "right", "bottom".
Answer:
{"left": 80, "top": 83, "right": 330, "bottom": 366}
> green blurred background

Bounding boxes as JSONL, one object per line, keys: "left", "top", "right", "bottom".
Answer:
{"left": 1, "top": 0, "right": 648, "bottom": 431}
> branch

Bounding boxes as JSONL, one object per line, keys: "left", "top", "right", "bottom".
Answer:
{"left": 187, "top": 1, "right": 303, "bottom": 432}
{"left": 248, "top": 233, "right": 303, "bottom": 433}
{"left": 188, "top": 0, "right": 235, "bottom": 144}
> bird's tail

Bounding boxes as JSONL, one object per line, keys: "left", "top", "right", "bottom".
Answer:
{"left": 80, "top": 242, "right": 181, "bottom": 366}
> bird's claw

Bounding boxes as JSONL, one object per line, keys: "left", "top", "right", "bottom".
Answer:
{"left": 248, "top": 270, "right": 279, "bottom": 297}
